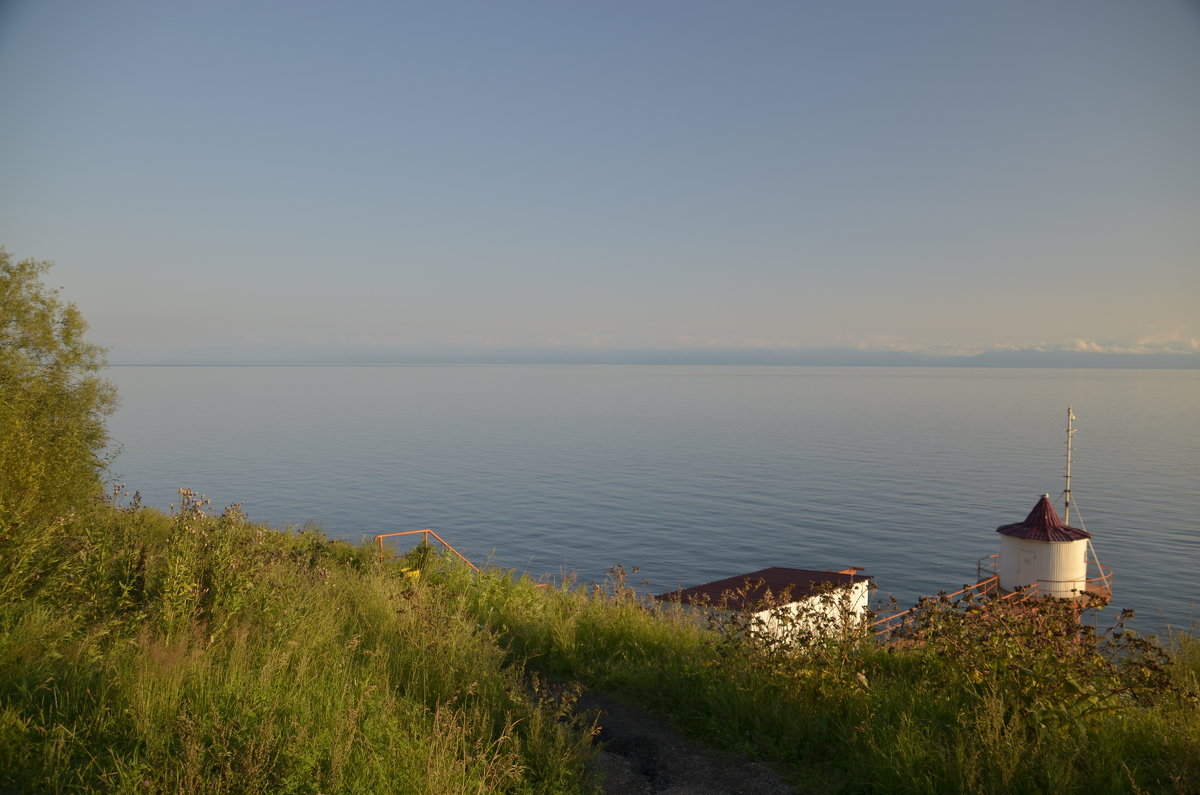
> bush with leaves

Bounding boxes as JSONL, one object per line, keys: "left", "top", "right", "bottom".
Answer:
{"left": 0, "top": 249, "right": 116, "bottom": 524}
{"left": 887, "top": 589, "right": 1188, "bottom": 732}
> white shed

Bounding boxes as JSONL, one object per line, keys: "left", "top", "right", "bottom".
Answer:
{"left": 655, "top": 567, "right": 872, "bottom": 643}
{"left": 996, "top": 494, "right": 1092, "bottom": 598}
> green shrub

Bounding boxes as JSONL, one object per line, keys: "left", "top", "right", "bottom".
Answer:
{"left": 0, "top": 249, "right": 116, "bottom": 524}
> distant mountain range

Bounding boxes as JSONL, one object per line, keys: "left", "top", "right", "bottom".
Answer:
{"left": 108, "top": 346, "right": 1200, "bottom": 369}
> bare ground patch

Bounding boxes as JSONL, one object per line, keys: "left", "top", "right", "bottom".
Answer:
{"left": 579, "top": 690, "right": 795, "bottom": 795}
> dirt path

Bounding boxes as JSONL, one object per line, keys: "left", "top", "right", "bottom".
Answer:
{"left": 579, "top": 690, "right": 795, "bottom": 794}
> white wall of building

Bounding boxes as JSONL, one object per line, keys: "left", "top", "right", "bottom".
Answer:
{"left": 998, "top": 535, "right": 1088, "bottom": 597}
{"left": 750, "top": 580, "right": 871, "bottom": 644}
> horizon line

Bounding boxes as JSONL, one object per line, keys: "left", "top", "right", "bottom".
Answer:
{"left": 105, "top": 348, "right": 1200, "bottom": 370}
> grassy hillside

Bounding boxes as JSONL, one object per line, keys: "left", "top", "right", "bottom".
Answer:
{"left": 1, "top": 491, "right": 1197, "bottom": 793}
{"left": 0, "top": 491, "right": 595, "bottom": 793}
{"left": 441, "top": 552, "right": 1200, "bottom": 793}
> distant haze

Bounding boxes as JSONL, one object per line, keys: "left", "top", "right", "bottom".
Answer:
{"left": 105, "top": 347, "right": 1200, "bottom": 370}
{"left": 1, "top": 1, "right": 1197, "bottom": 365}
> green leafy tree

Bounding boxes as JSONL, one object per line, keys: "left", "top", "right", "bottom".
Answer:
{"left": 0, "top": 248, "right": 117, "bottom": 521}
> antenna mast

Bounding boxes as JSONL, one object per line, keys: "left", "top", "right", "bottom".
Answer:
{"left": 1064, "top": 405, "right": 1077, "bottom": 524}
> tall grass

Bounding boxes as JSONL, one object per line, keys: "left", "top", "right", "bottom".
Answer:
{"left": 440, "top": 563, "right": 1200, "bottom": 793}
{"left": 3, "top": 496, "right": 1197, "bottom": 793}
{"left": 0, "top": 493, "right": 596, "bottom": 793}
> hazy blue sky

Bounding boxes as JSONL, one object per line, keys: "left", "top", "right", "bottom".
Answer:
{"left": 2, "top": 1, "right": 1197, "bottom": 361}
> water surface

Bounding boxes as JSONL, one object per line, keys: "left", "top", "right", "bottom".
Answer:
{"left": 105, "top": 365, "right": 1200, "bottom": 635}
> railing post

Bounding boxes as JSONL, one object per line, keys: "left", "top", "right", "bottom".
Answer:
{"left": 372, "top": 529, "right": 481, "bottom": 575}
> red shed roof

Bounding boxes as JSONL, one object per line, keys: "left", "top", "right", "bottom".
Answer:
{"left": 996, "top": 494, "right": 1091, "bottom": 542}
{"left": 654, "top": 567, "right": 870, "bottom": 611}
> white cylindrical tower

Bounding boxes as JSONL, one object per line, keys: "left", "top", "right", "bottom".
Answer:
{"left": 996, "top": 494, "right": 1091, "bottom": 598}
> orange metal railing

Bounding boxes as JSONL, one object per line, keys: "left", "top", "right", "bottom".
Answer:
{"left": 977, "top": 553, "right": 1000, "bottom": 583}
{"left": 871, "top": 552, "right": 1118, "bottom": 641}
{"left": 867, "top": 576, "right": 1010, "bottom": 638}
{"left": 1085, "top": 560, "right": 1114, "bottom": 597}
{"left": 374, "top": 529, "right": 481, "bottom": 573}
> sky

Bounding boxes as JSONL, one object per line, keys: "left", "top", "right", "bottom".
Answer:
{"left": 1, "top": 0, "right": 1198, "bottom": 363}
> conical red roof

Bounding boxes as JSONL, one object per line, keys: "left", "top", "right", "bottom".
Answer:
{"left": 996, "top": 494, "right": 1091, "bottom": 541}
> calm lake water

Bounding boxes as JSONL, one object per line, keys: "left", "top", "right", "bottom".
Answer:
{"left": 105, "top": 365, "right": 1199, "bottom": 636}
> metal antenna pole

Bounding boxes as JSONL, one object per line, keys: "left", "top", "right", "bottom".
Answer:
{"left": 1064, "top": 406, "right": 1076, "bottom": 524}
